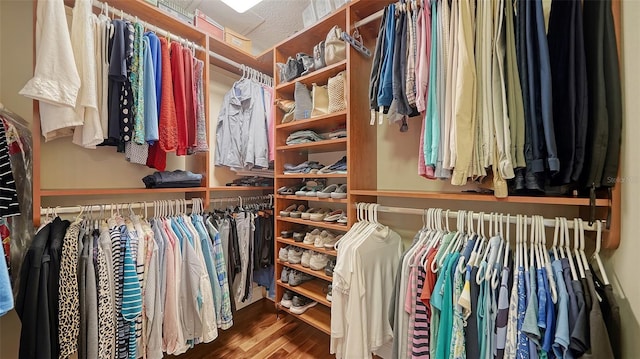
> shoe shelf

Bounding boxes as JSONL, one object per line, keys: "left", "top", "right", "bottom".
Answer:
{"left": 276, "top": 138, "right": 347, "bottom": 153}
{"left": 275, "top": 194, "right": 348, "bottom": 204}
{"left": 277, "top": 173, "right": 348, "bottom": 179}
{"left": 276, "top": 304, "right": 331, "bottom": 335}
{"left": 275, "top": 60, "right": 347, "bottom": 92}
{"left": 276, "top": 111, "right": 347, "bottom": 133}
{"left": 278, "top": 260, "right": 333, "bottom": 282}
{"left": 277, "top": 237, "right": 338, "bottom": 257}
{"left": 277, "top": 279, "right": 332, "bottom": 308}
{"left": 277, "top": 216, "right": 349, "bottom": 231}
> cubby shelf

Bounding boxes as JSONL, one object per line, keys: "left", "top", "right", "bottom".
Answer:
{"left": 275, "top": 60, "right": 347, "bottom": 92}
{"left": 277, "top": 237, "right": 338, "bottom": 257}
{"left": 276, "top": 111, "right": 347, "bottom": 132}
{"left": 275, "top": 194, "right": 348, "bottom": 204}
{"left": 277, "top": 279, "right": 332, "bottom": 308}
{"left": 278, "top": 260, "right": 333, "bottom": 282}
{"left": 276, "top": 138, "right": 347, "bottom": 153}
{"left": 277, "top": 216, "right": 349, "bottom": 231}
{"left": 276, "top": 304, "right": 331, "bottom": 335}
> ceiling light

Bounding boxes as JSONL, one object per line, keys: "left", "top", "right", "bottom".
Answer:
{"left": 220, "top": 0, "right": 263, "bottom": 13}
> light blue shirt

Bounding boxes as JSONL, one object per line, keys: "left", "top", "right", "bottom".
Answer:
{"left": 552, "top": 260, "right": 571, "bottom": 358}
{"left": 142, "top": 37, "right": 159, "bottom": 143}
{"left": 0, "top": 243, "right": 13, "bottom": 316}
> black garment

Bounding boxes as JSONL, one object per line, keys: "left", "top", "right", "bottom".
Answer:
{"left": 572, "top": 0, "right": 589, "bottom": 183}
{"left": 107, "top": 20, "right": 128, "bottom": 146}
{"left": 561, "top": 259, "right": 579, "bottom": 334}
{"left": 592, "top": 269, "right": 621, "bottom": 359}
{"left": 48, "top": 217, "right": 69, "bottom": 359}
{"left": 259, "top": 215, "right": 274, "bottom": 268}
{"left": 465, "top": 266, "right": 481, "bottom": 358}
{"left": 391, "top": 11, "right": 418, "bottom": 119}
{"left": 16, "top": 222, "right": 51, "bottom": 359}
{"left": 570, "top": 279, "right": 589, "bottom": 356}
{"left": 582, "top": 0, "right": 622, "bottom": 188}
{"left": 243, "top": 213, "right": 256, "bottom": 302}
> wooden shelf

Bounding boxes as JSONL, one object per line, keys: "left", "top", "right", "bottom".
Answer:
{"left": 209, "top": 36, "right": 273, "bottom": 75}
{"left": 210, "top": 186, "right": 274, "bottom": 192}
{"left": 350, "top": 190, "right": 610, "bottom": 207}
{"left": 277, "top": 173, "right": 347, "bottom": 179}
{"left": 277, "top": 279, "right": 332, "bottom": 308}
{"left": 277, "top": 216, "right": 349, "bottom": 231}
{"left": 278, "top": 260, "right": 333, "bottom": 282}
{"left": 276, "top": 111, "right": 347, "bottom": 133}
{"left": 275, "top": 60, "right": 347, "bottom": 92}
{"left": 277, "top": 237, "right": 338, "bottom": 257}
{"left": 274, "top": 9, "right": 346, "bottom": 61}
{"left": 277, "top": 303, "right": 331, "bottom": 335}
{"left": 40, "top": 187, "right": 208, "bottom": 197}
{"left": 275, "top": 194, "right": 348, "bottom": 204}
{"left": 276, "top": 138, "right": 347, "bottom": 153}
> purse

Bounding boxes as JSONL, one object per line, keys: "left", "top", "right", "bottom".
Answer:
{"left": 277, "top": 56, "right": 304, "bottom": 83}
{"left": 314, "top": 41, "right": 326, "bottom": 70}
{"left": 311, "top": 83, "right": 329, "bottom": 117}
{"left": 294, "top": 82, "right": 313, "bottom": 120}
{"left": 297, "top": 52, "right": 315, "bottom": 75}
{"left": 327, "top": 71, "right": 347, "bottom": 113}
{"left": 324, "top": 25, "right": 346, "bottom": 66}
{"left": 275, "top": 99, "right": 295, "bottom": 113}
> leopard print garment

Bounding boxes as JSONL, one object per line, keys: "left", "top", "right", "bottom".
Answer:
{"left": 97, "top": 233, "right": 116, "bottom": 359}
{"left": 58, "top": 219, "right": 82, "bottom": 359}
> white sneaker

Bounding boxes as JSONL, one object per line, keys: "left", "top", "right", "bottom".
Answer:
{"left": 301, "top": 250, "right": 313, "bottom": 268}
{"left": 303, "top": 229, "right": 320, "bottom": 245}
{"left": 324, "top": 234, "right": 342, "bottom": 249}
{"left": 288, "top": 247, "right": 303, "bottom": 264}
{"left": 309, "top": 253, "right": 330, "bottom": 271}
{"left": 280, "top": 290, "right": 294, "bottom": 308}
{"left": 278, "top": 246, "right": 289, "bottom": 262}
{"left": 314, "top": 230, "right": 335, "bottom": 248}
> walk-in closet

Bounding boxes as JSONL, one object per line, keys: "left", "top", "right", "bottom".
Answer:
{"left": 0, "top": 0, "right": 638, "bottom": 358}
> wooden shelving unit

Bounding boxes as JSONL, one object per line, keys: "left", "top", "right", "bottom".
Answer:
{"left": 275, "top": 60, "right": 347, "bottom": 92}
{"left": 276, "top": 304, "right": 331, "bottom": 335}
{"left": 277, "top": 279, "right": 332, "bottom": 307}
{"left": 276, "top": 111, "right": 347, "bottom": 132}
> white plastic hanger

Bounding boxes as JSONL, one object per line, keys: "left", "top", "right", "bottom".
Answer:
{"left": 573, "top": 218, "right": 586, "bottom": 279}
{"left": 593, "top": 220, "right": 610, "bottom": 285}
{"left": 562, "top": 217, "right": 579, "bottom": 281}
{"left": 552, "top": 217, "right": 560, "bottom": 261}
{"left": 577, "top": 218, "right": 590, "bottom": 274}
{"left": 522, "top": 215, "right": 529, "bottom": 270}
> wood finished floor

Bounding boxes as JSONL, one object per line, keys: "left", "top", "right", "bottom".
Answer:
{"left": 167, "top": 299, "right": 333, "bottom": 359}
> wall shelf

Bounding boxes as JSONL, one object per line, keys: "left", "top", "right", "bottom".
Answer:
{"left": 278, "top": 216, "right": 349, "bottom": 231}
{"left": 276, "top": 111, "right": 347, "bottom": 132}
{"left": 276, "top": 304, "right": 331, "bottom": 335}
{"left": 275, "top": 194, "right": 348, "bottom": 204}
{"left": 277, "top": 279, "right": 332, "bottom": 308}
{"left": 275, "top": 60, "right": 347, "bottom": 92}
{"left": 40, "top": 187, "right": 208, "bottom": 197}
{"left": 277, "top": 237, "right": 338, "bottom": 257}
{"left": 278, "top": 260, "right": 333, "bottom": 282}
{"left": 350, "top": 190, "right": 610, "bottom": 207}
{"left": 277, "top": 174, "right": 347, "bottom": 179}
{"left": 276, "top": 138, "right": 347, "bottom": 153}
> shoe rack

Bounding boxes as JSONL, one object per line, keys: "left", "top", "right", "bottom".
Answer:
{"left": 272, "top": 0, "right": 389, "bottom": 335}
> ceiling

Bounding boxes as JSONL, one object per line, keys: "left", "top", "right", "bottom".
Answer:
{"left": 193, "top": 0, "right": 309, "bottom": 54}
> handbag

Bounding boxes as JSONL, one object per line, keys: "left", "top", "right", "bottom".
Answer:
{"left": 314, "top": 41, "right": 326, "bottom": 70}
{"left": 277, "top": 56, "right": 304, "bottom": 83}
{"left": 311, "top": 83, "right": 329, "bottom": 117}
{"left": 294, "top": 82, "right": 313, "bottom": 120}
{"left": 297, "top": 52, "right": 315, "bottom": 75}
{"left": 327, "top": 71, "right": 347, "bottom": 113}
{"left": 324, "top": 25, "right": 346, "bottom": 66}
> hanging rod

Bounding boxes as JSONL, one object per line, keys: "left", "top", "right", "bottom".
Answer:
{"left": 40, "top": 199, "right": 197, "bottom": 215}
{"left": 89, "top": 0, "right": 272, "bottom": 81}
{"left": 356, "top": 203, "right": 600, "bottom": 232}
{"left": 354, "top": 9, "right": 385, "bottom": 28}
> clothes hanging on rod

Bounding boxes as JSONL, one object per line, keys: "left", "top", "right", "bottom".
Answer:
{"left": 19, "top": 197, "right": 273, "bottom": 359}
{"left": 366, "top": 0, "right": 622, "bottom": 197}
{"left": 215, "top": 68, "right": 275, "bottom": 170}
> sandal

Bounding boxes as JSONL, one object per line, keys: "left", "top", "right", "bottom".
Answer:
{"left": 295, "top": 181, "right": 319, "bottom": 196}
{"left": 279, "top": 204, "right": 297, "bottom": 217}
{"left": 317, "top": 184, "right": 339, "bottom": 199}
{"left": 310, "top": 208, "right": 332, "bottom": 222}
{"left": 290, "top": 205, "right": 307, "bottom": 218}
{"left": 301, "top": 207, "right": 320, "bottom": 220}
{"left": 323, "top": 210, "right": 344, "bottom": 222}
{"left": 305, "top": 183, "right": 325, "bottom": 197}
{"left": 337, "top": 214, "right": 348, "bottom": 225}
{"left": 330, "top": 184, "right": 347, "bottom": 199}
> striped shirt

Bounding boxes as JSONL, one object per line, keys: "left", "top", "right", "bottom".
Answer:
{"left": 0, "top": 122, "right": 20, "bottom": 218}
{"left": 412, "top": 263, "right": 431, "bottom": 358}
{"left": 121, "top": 227, "right": 143, "bottom": 359}
{"left": 205, "top": 218, "right": 234, "bottom": 329}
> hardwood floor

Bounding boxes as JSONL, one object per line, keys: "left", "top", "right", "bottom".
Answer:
{"left": 168, "top": 299, "right": 333, "bottom": 359}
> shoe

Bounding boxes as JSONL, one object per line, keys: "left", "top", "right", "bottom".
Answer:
{"left": 290, "top": 295, "right": 317, "bottom": 314}
{"left": 280, "top": 290, "right": 294, "bottom": 308}
{"left": 303, "top": 228, "right": 320, "bottom": 245}
{"left": 289, "top": 204, "right": 307, "bottom": 218}
{"left": 301, "top": 250, "right": 313, "bottom": 268}
{"left": 324, "top": 234, "right": 342, "bottom": 249}
{"left": 310, "top": 252, "right": 330, "bottom": 270}
{"left": 317, "top": 184, "right": 339, "bottom": 199}
{"left": 301, "top": 208, "right": 321, "bottom": 220}
{"left": 288, "top": 247, "right": 303, "bottom": 264}
{"left": 325, "top": 259, "right": 335, "bottom": 277}
{"left": 305, "top": 183, "right": 325, "bottom": 197}
{"left": 330, "top": 184, "right": 347, "bottom": 199}
{"left": 281, "top": 230, "right": 293, "bottom": 238}
{"left": 323, "top": 210, "right": 344, "bottom": 222}
{"left": 281, "top": 267, "right": 290, "bottom": 283}
{"left": 337, "top": 214, "right": 348, "bottom": 225}
{"left": 293, "top": 232, "right": 305, "bottom": 242}
{"left": 295, "top": 180, "right": 320, "bottom": 196}
{"left": 279, "top": 204, "right": 297, "bottom": 217}
{"left": 314, "top": 230, "right": 335, "bottom": 248}
{"left": 288, "top": 270, "right": 314, "bottom": 286}
{"left": 326, "top": 284, "right": 332, "bottom": 302}
{"left": 310, "top": 208, "right": 331, "bottom": 222}
{"left": 278, "top": 246, "right": 289, "bottom": 262}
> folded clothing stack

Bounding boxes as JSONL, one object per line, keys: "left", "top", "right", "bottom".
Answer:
{"left": 283, "top": 161, "right": 326, "bottom": 174}
{"left": 318, "top": 156, "right": 347, "bottom": 174}
{"left": 286, "top": 130, "right": 325, "bottom": 145}
{"left": 226, "top": 176, "right": 274, "bottom": 187}
{"left": 142, "top": 170, "right": 203, "bottom": 188}
{"left": 323, "top": 126, "right": 347, "bottom": 139}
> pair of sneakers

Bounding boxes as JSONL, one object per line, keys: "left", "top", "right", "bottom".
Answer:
{"left": 300, "top": 249, "right": 331, "bottom": 270}
{"left": 278, "top": 246, "right": 304, "bottom": 264}
{"left": 280, "top": 267, "right": 314, "bottom": 286}
{"left": 303, "top": 229, "right": 335, "bottom": 247}
{"left": 280, "top": 291, "right": 317, "bottom": 314}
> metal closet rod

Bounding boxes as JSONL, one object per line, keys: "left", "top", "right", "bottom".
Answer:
{"left": 356, "top": 203, "right": 601, "bottom": 232}
{"left": 90, "top": 0, "right": 263, "bottom": 76}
